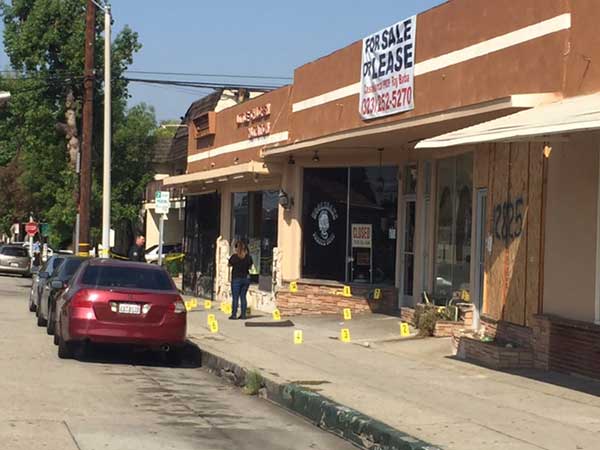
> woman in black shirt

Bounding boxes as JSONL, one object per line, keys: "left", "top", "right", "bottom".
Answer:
{"left": 228, "top": 240, "right": 253, "bottom": 320}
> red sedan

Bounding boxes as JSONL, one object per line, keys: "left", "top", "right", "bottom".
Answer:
{"left": 54, "top": 258, "right": 187, "bottom": 364}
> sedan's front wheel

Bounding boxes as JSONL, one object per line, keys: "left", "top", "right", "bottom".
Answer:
{"left": 46, "top": 306, "right": 55, "bottom": 335}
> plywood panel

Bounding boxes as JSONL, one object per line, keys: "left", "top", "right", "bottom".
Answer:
{"left": 485, "top": 143, "right": 510, "bottom": 320}
{"left": 474, "top": 144, "right": 490, "bottom": 189}
{"left": 525, "top": 143, "right": 544, "bottom": 325}
{"left": 504, "top": 143, "right": 529, "bottom": 325}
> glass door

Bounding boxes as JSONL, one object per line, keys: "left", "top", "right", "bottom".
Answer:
{"left": 401, "top": 197, "right": 416, "bottom": 304}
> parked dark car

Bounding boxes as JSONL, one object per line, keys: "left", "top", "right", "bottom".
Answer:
{"left": 37, "top": 256, "right": 87, "bottom": 333}
{"left": 55, "top": 259, "right": 186, "bottom": 364}
{"left": 29, "top": 255, "right": 65, "bottom": 312}
{"left": 0, "top": 245, "right": 31, "bottom": 277}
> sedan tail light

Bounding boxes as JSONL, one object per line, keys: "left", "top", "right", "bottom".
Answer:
{"left": 71, "top": 290, "right": 94, "bottom": 308}
{"left": 168, "top": 298, "right": 186, "bottom": 314}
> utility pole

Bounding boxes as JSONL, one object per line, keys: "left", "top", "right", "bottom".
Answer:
{"left": 79, "top": 0, "right": 96, "bottom": 257}
{"left": 100, "top": 2, "right": 112, "bottom": 257}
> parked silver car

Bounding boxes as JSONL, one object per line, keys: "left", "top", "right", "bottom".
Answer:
{"left": 29, "top": 255, "right": 65, "bottom": 312}
{"left": 0, "top": 245, "right": 31, "bottom": 277}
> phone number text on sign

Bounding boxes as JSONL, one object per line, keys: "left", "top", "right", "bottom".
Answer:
{"left": 359, "top": 16, "right": 416, "bottom": 120}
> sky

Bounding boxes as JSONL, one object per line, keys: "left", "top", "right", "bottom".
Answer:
{"left": 0, "top": 0, "right": 446, "bottom": 121}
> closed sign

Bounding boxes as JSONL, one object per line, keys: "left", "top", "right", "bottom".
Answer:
{"left": 352, "top": 224, "right": 372, "bottom": 248}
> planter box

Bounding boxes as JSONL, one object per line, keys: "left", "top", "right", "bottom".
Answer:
{"left": 456, "top": 335, "right": 533, "bottom": 370}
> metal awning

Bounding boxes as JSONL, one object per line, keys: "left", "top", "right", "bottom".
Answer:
{"left": 163, "top": 161, "right": 280, "bottom": 187}
{"left": 416, "top": 93, "right": 600, "bottom": 148}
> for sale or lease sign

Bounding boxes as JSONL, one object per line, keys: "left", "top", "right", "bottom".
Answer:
{"left": 359, "top": 16, "right": 417, "bottom": 120}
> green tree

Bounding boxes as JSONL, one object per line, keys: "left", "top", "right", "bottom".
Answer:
{"left": 0, "top": 0, "right": 148, "bottom": 249}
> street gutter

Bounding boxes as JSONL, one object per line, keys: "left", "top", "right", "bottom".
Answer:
{"left": 195, "top": 342, "right": 442, "bottom": 450}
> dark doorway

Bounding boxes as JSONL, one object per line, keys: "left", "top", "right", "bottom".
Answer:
{"left": 183, "top": 192, "right": 220, "bottom": 299}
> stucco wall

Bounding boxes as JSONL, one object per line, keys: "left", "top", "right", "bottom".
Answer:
{"left": 543, "top": 135, "right": 599, "bottom": 322}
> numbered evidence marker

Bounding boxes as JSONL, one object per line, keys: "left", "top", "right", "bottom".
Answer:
{"left": 209, "top": 319, "right": 219, "bottom": 334}
{"left": 204, "top": 300, "right": 212, "bottom": 310}
{"left": 342, "top": 285, "right": 352, "bottom": 298}
{"left": 207, "top": 314, "right": 216, "bottom": 326}
{"left": 185, "top": 300, "right": 193, "bottom": 312}
{"left": 400, "top": 322, "right": 411, "bottom": 337}
{"left": 340, "top": 328, "right": 351, "bottom": 343}
{"left": 289, "top": 281, "right": 298, "bottom": 293}
{"left": 343, "top": 308, "right": 352, "bottom": 321}
{"left": 373, "top": 288, "right": 382, "bottom": 300}
{"left": 293, "top": 330, "right": 303, "bottom": 344}
{"left": 190, "top": 298, "right": 198, "bottom": 309}
{"left": 272, "top": 309, "right": 282, "bottom": 321}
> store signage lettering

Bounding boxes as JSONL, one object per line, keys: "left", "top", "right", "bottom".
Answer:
{"left": 493, "top": 197, "right": 524, "bottom": 244}
{"left": 236, "top": 103, "right": 271, "bottom": 125}
{"left": 359, "top": 16, "right": 416, "bottom": 120}
{"left": 311, "top": 202, "right": 338, "bottom": 246}
{"left": 236, "top": 103, "right": 272, "bottom": 139}
{"left": 351, "top": 224, "right": 372, "bottom": 248}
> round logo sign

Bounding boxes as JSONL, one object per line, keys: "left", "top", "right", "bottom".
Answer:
{"left": 25, "top": 221, "right": 38, "bottom": 236}
{"left": 311, "top": 202, "right": 338, "bottom": 246}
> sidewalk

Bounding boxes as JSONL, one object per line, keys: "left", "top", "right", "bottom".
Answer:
{"left": 186, "top": 307, "right": 600, "bottom": 450}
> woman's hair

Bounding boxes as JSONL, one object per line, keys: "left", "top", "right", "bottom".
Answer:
{"left": 234, "top": 240, "right": 248, "bottom": 255}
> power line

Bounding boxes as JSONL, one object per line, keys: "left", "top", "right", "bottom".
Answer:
{"left": 123, "top": 77, "right": 282, "bottom": 92}
{"left": 125, "top": 70, "right": 292, "bottom": 81}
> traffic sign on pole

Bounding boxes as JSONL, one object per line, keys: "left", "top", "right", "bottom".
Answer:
{"left": 155, "top": 191, "right": 171, "bottom": 215}
{"left": 25, "top": 222, "right": 38, "bottom": 237}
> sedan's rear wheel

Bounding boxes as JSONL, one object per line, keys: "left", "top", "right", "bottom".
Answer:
{"left": 57, "top": 336, "right": 73, "bottom": 359}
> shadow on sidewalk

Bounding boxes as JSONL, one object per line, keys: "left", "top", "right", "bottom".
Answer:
{"left": 446, "top": 355, "right": 600, "bottom": 397}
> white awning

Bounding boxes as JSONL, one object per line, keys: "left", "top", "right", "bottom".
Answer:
{"left": 163, "top": 161, "right": 280, "bottom": 187}
{"left": 416, "top": 93, "right": 600, "bottom": 148}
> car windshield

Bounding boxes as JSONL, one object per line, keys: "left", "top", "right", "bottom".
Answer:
{"left": 58, "top": 259, "right": 85, "bottom": 279}
{"left": 1, "top": 247, "right": 29, "bottom": 257}
{"left": 81, "top": 265, "right": 174, "bottom": 291}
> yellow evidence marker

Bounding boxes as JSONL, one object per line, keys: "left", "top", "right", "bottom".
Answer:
{"left": 340, "top": 328, "right": 351, "bottom": 343}
{"left": 343, "top": 308, "right": 352, "bottom": 321}
{"left": 190, "top": 298, "right": 198, "bottom": 309}
{"left": 373, "top": 288, "right": 382, "bottom": 300}
{"left": 209, "top": 320, "right": 219, "bottom": 333}
{"left": 207, "top": 314, "right": 216, "bottom": 326}
{"left": 204, "top": 300, "right": 212, "bottom": 310}
{"left": 272, "top": 309, "right": 282, "bottom": 321}
{"left": 289, "top": 281, "right": 298, "bottom": 293}
{"left": 293, "top": 330, "right": 303, "bottom": 344}
{"left": 342, "top": 285, "right": 352, "bottom": 297}
{"left": 400, "top": 322, "right": 411, "bottom": 337}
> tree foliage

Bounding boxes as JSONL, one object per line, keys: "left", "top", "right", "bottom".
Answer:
{"left": 0, "top": 0, "right": 153, "bottom": 249}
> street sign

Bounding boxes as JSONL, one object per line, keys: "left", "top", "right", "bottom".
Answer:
{"left": 155, "top": 191, "right": 171, "bottom": 214}
{"left": 40, "top": 223, "right": 50, "bottom": 237}
{"left": 25, "top": 222, "right": 38, "bottom": 237}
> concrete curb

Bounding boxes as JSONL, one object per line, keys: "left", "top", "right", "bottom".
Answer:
{"left": 197, "top": 344, "right": 441, "bottom": 450}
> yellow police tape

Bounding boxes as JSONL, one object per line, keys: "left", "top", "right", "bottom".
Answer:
{"left": 164, "top": 253, "right": 185, "bottom": 262}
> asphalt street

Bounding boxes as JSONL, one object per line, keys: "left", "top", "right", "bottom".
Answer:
{"left": 0, "top": 274, "right": 355, "bottom": 450}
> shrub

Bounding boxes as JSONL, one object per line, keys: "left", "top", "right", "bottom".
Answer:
{"left": 243, "top": 370, "right": 263, "bottom": 395}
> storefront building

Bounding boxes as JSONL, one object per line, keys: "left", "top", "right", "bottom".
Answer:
{"left": 166, "top": 0, "right": 600, "bottom": 378}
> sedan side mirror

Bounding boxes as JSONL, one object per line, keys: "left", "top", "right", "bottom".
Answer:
{"left": 50, "top": 280, "right": 65, "bottom": 290}
{"left": 39, "top": 272, "right": 49, "bottom": 279}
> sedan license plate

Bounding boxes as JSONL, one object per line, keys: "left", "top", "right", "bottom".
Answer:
{"left": 9, "top": 263, "right": 19, "bottom": 268}
{"left": 118, "top": 303, "right": 141, "bottom": 315}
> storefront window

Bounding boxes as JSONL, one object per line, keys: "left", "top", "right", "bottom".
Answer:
{"left": 302, "top": 167, "right": 398, "bottom": 284}
{"left": 434, "top": 154, "right": 473, "bottom": 299}
{"left": 231, "top": 190, "right": 279, "bottom": 288}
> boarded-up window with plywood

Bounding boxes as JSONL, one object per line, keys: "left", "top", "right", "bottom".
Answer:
{"left": 193, "top": 112, "right": 216, "bottom": 138}
{"left": 481, "top": 143, "right": 544, "bottom": 326}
